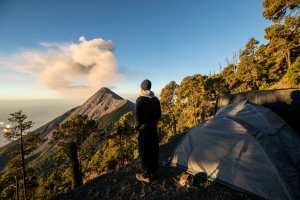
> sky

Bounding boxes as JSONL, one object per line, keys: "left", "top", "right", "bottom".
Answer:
{"left": 0, "top": 0, "right": 270, "bottom": 101}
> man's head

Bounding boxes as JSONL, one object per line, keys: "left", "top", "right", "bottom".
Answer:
{"left": 141, "top": 79, "right": 152, "bottom": 90}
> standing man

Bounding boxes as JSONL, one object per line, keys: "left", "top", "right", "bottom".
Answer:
{"left": 135, "top": 79, "right": 161, "bottom": 183}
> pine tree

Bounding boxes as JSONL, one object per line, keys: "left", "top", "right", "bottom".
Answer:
{"left": 5, "top": 110, "right": 33, "bottom": 200}
{"left": 160, "top": 81, "right": 178, "bottom": 136}
{"left": 53, "top": 115, "right": 97, "bottom": 188}
{"left": 114, "top": 112, "right": 136, "bottom": 167}
{"left": 263, "top": 0, "right": 300, "bottom": 22}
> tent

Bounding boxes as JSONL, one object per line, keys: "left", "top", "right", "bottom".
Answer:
{"left": 215, "top": 89, "right": 300, "bottom": 134}
{"left": 171, "top": 102, "right": 300, "bottom": 200}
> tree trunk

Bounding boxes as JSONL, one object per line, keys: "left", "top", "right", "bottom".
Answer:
{"left": 15, "top": 176, "right": 19, "bottom": 200}
{"left": 191, "top": 98, "right": 197, "bottom": 127}
{"left": 171, "top": 114, "right": 177, "bottom": 135}
{"left": 20, "top": 132, "right": 27, "bottom": 200}
{"left": 286, "top": 49, "right": 291, "bottom": 69}
{"left": 119, "top": 129, "right": 123, "bottom": 167}
{"left": 67, "top": 142, "right": 83, "bottom": 188}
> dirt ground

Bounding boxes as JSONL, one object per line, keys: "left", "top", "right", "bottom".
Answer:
{"left": 54, "top": 135, "right": 262, "bottom": 200}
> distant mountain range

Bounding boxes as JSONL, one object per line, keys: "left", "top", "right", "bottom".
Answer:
{"left": 0, "top": 87, "right": 135, "bottom": 171}
{"left": 0, "top": 99, "right": 79, "bottom": 148}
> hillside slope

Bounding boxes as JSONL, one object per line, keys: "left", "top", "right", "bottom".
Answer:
{"left": 31, "top": 87, "right": 134, "bottom": 158}
{"left": 36, "top": 87, "right": 134, "bottom": 139}
{"left": 0, "top": 87, "right": 135, "bottom": 172}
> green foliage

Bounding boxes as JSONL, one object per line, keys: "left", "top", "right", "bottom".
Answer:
{"left": 158, "top": 73, "right": 229, "bottom": 142}
{"left": 34, "top": 168, "right": 72, "bottom": 199}
{"left": 233, "top": 38, "right": 265, "bottom": 91}
{"left": 95, "top": 138, "right": 118, "bottom": 172}
{"left": 262, "top": 16, "right": 300, "bottom": 84}
{"left": 109, "top": 112, "right": 138, "bottom": 169}
{"left": 24, "top": 132, "right": 45, "bottom": 154}
{"left": 158, "top": 113, "right": 175, "bottom": 144}
{"left": 263, "top": 0, "right": 300, "bottom": 21}
{"left": 98, "top": 100, "right": 134, "bottom": 131}
{"left": 4, "top": 110, "right": 34, "bottom": 200}
{"left": 5, "top": 111, "right": 33, "bottom": 140}
{"left": 175, "top": 74, "right": 207, "bottom": 129}
{"left": 204, "top": 74, "right": 230, "bottom": 100}
{"left": 0, "top": 157, "right": 22, "bottom": 199}
{"left": 159, "top": 81, "right": 178, "bottom": 139}
{"left": 79, "top": 131, "right": 106, "bottom": 161}
{"left": 0, "top": 105, "right": 136, "bottom": 199}
{"left": 0, "top": 159, "right": 38, "bottom": 200}
{"left": 86, "top": 112, "right": 138, "bottom": 176}
{"left": 158, "top": 2, "right": 300, "bottom": 143}
{"left": 30, "top": 147, "right": 69, "bottom": 176}
{"left": 86, "top": 132, "right": 137, "bottom": 175}
{"left": 52, "top": 115, "right": 98, "bottom": 189}
{"left": 287, "top": 58, "right": 300, "bottom": 85}
{"left": 160, "top": 81, "right": 178, "bottom": 112}
{"left": 53, "top": 115, "right": 97, "bottom": 145}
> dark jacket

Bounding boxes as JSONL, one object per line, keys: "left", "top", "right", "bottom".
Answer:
{"left": 136, "top": 95, "right": 161, "bottom": 129}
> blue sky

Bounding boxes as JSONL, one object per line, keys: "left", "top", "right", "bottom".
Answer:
{"left": 0, "top": 0, "right": 270, "bottom": 100}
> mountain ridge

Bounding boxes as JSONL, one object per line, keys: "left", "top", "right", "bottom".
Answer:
{"left": 0, "top": 87, "right": 135, "bottom": 172}
{"left": 30, "top": 87, "right": 135, "bottom": 162}
{"left": 37, "top": 87, "right": 133, "bottom": 138}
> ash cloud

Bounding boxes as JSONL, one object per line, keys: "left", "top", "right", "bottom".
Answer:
{"left": 1, "top": 36, "right": 121, "bottom": 98}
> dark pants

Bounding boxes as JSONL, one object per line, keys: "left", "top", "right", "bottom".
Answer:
{"left": 138, "top": 125, "right": 159, "bottom": 175}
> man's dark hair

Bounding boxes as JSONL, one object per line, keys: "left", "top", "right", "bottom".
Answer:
{"left": 141, "top": 79, "right": 152, "bottom": 90}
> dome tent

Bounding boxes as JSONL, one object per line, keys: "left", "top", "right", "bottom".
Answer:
{"left": 215, "top": 89, "right": 300, "bottom": 135}
{"left": 171, "top": 102, "right": 300, "bottom": 200}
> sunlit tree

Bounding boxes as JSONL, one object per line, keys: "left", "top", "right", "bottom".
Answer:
{"left": 160, "top": 81, "right": 178, "bottom": 136}
{"left": 263, "top": 0, "right": 300, "bottom": 22}
{"left": 113, "top": 112, "right": 136, "bottom": 167}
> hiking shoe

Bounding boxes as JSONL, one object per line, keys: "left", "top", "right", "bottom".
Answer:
{"left": 136, "top": 173, "right": 150, "bottom": 183}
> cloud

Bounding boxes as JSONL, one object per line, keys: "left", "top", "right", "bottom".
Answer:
{"left": 0, "top": 36, "right": 121, "bottom": 98}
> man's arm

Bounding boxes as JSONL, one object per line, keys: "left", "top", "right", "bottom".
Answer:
{"left": 135, "top": 97, "right": 142, "bottom": 129}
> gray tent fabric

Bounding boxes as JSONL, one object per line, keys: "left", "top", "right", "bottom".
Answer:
{"left": 171, "top": 102, "right": 300, "bottom": 200}
{"left": 215, "top": 89, "right": 300, "bottom": 134}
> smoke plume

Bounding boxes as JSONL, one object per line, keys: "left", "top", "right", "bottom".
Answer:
{"left": 1, "top": 36, "right": 120, "bottom": 98}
